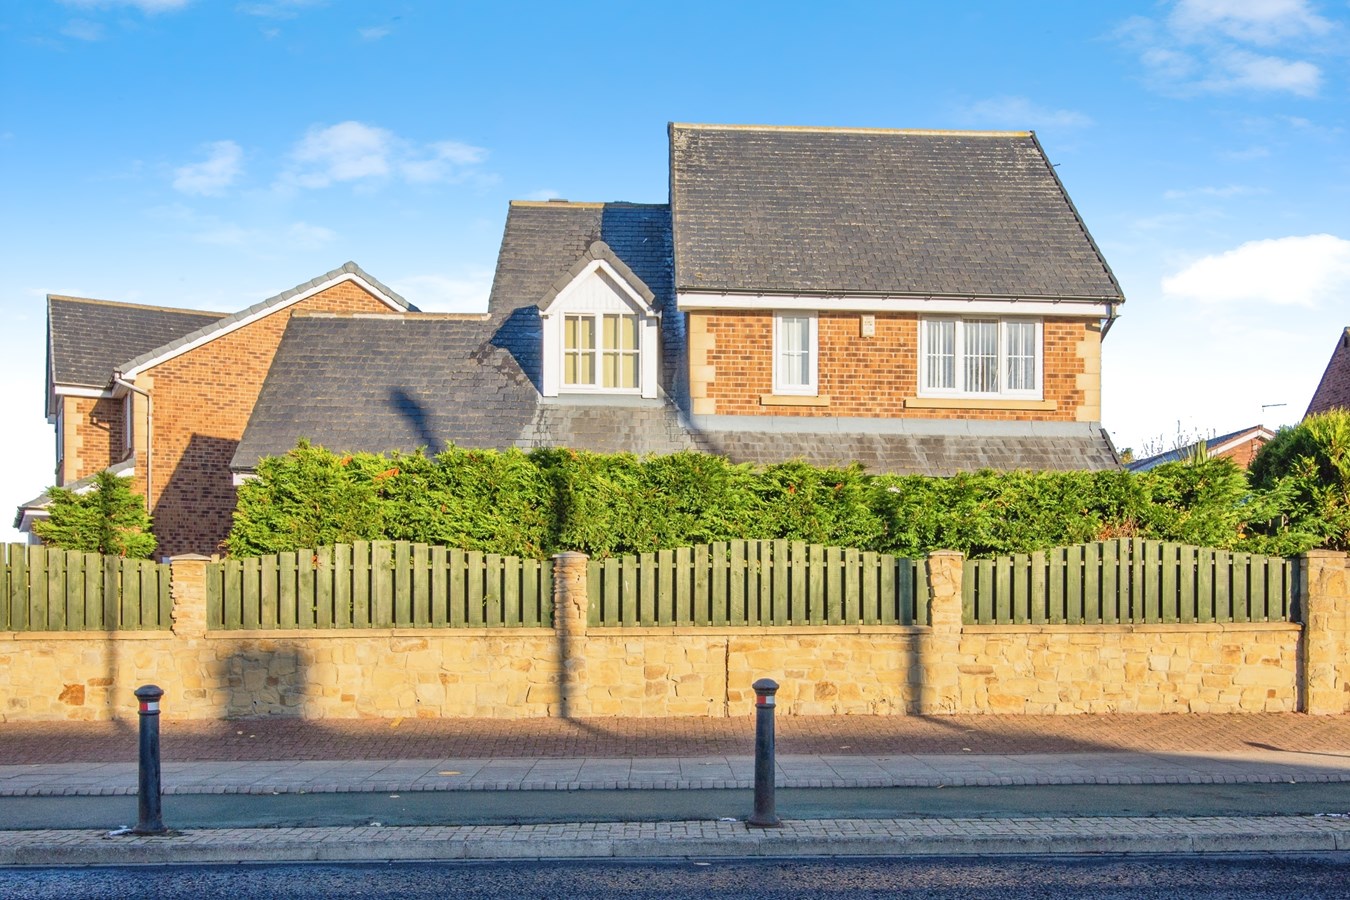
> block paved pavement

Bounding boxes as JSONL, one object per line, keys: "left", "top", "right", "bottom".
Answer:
{"left": 2, "top": 713, "right": 1348, "bottom": 865}
{"left": 4, "top": 712, "right": 1350, "bottom": 764}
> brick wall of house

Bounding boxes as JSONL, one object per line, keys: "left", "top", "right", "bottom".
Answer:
{"left": 1215, "top": 436, "right": 1268, "bottom": 470}
{"left": 690, "top": 311, "right": 1094, "bottom": 421}
{"left": 61, "top": 396, "right": 127, "bottom": 485}
{"left": 133, "top": 280, "right": 399, "bottom": 557}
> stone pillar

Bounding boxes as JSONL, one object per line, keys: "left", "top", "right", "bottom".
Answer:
{"left": 1298, "top": 550, "right": 1350, "bottom": 715}
{"left": 920, "top": 550, "right": 964, "bottom": 714}
{"left": 169, "top": 554, "right": 211, "bottom": 639}
{"left": 551, "top": 551, "right": 590, "bottom": 717}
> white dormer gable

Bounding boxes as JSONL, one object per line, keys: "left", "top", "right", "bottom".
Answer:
{"left": 538, "top": 251, "right": 661, "bottom": 399}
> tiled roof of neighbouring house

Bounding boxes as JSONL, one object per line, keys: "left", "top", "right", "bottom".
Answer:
{"left": 1306, "top": 327, "right": 1350, "bottom": 417}
{"left": 47, "top": 296, "right": 226, "bottom": 389}
{"left": 1125, "top": 425, "right": 1274, "bottom": 472}
{"left": 669, "top": 123, "right": 1124, "bottom": 301}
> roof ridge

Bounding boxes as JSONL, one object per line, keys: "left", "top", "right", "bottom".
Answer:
{"left": 116, "top": 261, "right": 415, "bottom": 376}
{"left": 508, "top": 201, "right": 669, "bottom": 209}
{"left": 670, "top": 123, "right": 1032, "bottom": 138}
{"left": 48, "top": 295, "right": 228, "bottom": 317}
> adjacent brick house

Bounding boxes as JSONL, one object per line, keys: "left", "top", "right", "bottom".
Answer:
{"left": 1125, "top": 425, "right": 1275, "bottom": 472}
{"left": 23, "top": 123, "right": 1127, "bottom": 556}
{"left": 20, "top": 264, "right": 413, "bottom": 556}
{"left": 1307, "top": 327, "right": 1350, "bottom": 417}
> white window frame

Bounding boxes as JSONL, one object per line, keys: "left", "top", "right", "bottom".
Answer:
{"left": 560, "top": 311, "right": 642, "bottom": 395}
{"left": 772, "top": 311, "right": 819, "bottom": 396}
{"left": 918, "top": 317, "right": 1043, "bottom": 399}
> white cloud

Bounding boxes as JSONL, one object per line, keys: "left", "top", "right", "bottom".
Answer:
{"left": 960, "top": 96, "right": 1092, "bottom": 130}
{"left": 235, "top": 0, "right": 324, "bottom": 18}
{"left": 1117, "top": 0, "right": 1332, "bottom": 97}
{"left": 60, "top": 0, "right": 190, "bottom": 12}
{"left": 286, "top": 222, "right": 336, "bottom": 249}
{"left": 1162, "top": 184, "right": 1264, "bottom": 200}
{"left": 359, "top": 25, "right": 391, "bottom": 41}
{"left": 288, "top": 121, "right": 391, "bottom": 188}
{"left": 1169, "top": 0, "right": 1332, "bottom": 46}
{"left": 1162, "top": 234, "right": 1350, "bottom": 306}
{"left": 282, "top": 121, "right": 487, "bottom": 190}
{"left": 60, "top": 19, "right": 105, "bottom": 41}
{"left": 390, "top": 272, "right": 493, "bottom": 313}
{"left": 172, "top": 140, "right": 243, "bottom": 196}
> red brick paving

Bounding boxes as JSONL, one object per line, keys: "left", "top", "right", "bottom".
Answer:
{"left": 1, "top": 714, "right": 1348, "bottom": 764}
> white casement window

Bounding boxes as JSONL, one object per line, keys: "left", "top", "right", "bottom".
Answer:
{"left": 563, "top": 312, "right": 640, "bottom": 391}
{"left": 773, "top": 311, "right": 818, "bottom": 395}
{"left": 920, "top": 317, "right": 1042, "bottom": 398}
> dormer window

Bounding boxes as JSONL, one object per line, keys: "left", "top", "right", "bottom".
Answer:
{"left": 564, "top": 312, "right": 639, "bottom": 390}
{"left": 540, "top": 244, "right": 660, "bottom": 400}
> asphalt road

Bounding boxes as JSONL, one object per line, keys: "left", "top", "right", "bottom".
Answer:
{"left": 5, "top": 782, "right": 1350, "bottom": 830}
{"left": 3, "top": 855, "right": 1350, "bottom": 899}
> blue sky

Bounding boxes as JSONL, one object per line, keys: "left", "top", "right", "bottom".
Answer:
{"left": 2, "top": 0, "right": 1349, "bottom": 542}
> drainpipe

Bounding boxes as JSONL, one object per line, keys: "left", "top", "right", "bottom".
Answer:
{"left": 114, "top": 375, "right": 152, "bottom": 516}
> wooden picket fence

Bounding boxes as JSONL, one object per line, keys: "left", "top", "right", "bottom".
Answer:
{"left": 962, "top": 539, "right": 1295, "bottom": 625}
{"left": 0, "top": 543, "right": 171, "bottom": 631}
{"left": 586, "top": 540, "right": 929, "bottom": 627}
{"left": 206, "top": 541, "right": 553, "bottom": 629}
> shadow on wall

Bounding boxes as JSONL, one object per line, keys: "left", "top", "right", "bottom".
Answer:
{"left": 153, "top": 433, "right": 241, "bottom": 558}
{"left": 222, "top": 646, "right": 308, "bottom": 718}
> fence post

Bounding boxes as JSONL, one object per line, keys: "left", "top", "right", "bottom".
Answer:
{"left": 169, "top": 554, "right": 211, "bottom": 639}
{"left": 551, "top": 551, "right": 590, "bottom": 717}
{"left": 920, "top": 550, "right": 964, "bottom": 714}
{"left": 1298, "top": 550, "right": 1350, "bottom": 715}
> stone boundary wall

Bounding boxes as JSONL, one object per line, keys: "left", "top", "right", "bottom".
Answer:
{"left": 1, "top": 550, "right": 1346, "bottom": 722}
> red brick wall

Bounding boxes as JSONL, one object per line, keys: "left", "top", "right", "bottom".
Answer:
{"left": 700, "top": 311, "right": 1088, "bottom": 421}
{"left": 1214, "top": 436, "right": 1268, "bottom": 470}
{"left": 138, "top": 280, "right": 398, "bottom": 557}
{"left": 62, "top": 396, "right": 127, "bottom": 484}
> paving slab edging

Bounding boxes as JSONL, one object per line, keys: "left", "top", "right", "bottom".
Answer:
{"left": 3, "top": 816, "right": 1350, "bottom": 866}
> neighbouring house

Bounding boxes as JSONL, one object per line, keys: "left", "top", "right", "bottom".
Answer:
{"left": 18, "top": 265, "right": 414, "bottom": 556}
{"left": 1306, "top": 327, "right": 1350, "bottom": 417}
{"left": 21, "top": 123, "right": 1126, "bottom": 556}
{"left": 1125, "top": 425, "right": 1276, "bottom": 473}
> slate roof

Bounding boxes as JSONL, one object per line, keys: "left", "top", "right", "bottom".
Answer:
{"left": 1306, "top": 327, "right": 1350, "bottom": 417}
{"left": 48, "top": 296, "right": 226, "bottom": 389}
{"left": 1126, "top": 426, "right": 1274, "bottom": 473}
{"left": 669, "top": 123, "right": 1123, "bottom": 301}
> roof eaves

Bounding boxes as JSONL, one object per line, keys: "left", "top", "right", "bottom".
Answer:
{"left": 13, "top": 458, "right": 136, "bottom": 529}
{"left": 116, "top": 261, "right": 415, "bottom": 377}
{"left": 670, "top": 122, "right": 1033, "bottom": 138}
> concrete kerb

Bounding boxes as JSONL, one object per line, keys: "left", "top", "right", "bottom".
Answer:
{"left": 3, "top": 816, "right": 1350, "bottom": 866}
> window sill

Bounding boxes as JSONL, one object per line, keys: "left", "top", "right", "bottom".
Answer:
{"left": 905, "top": 397, "right": 1056, "bottom": 411}
{"left": 761, "top": 394, "right": 831, "bottom": 407}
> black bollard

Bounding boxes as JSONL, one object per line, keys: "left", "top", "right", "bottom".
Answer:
{"left": 132, "top": 684, "right": 167, "bottom": 835}
{"left": 747, "top": 677, "right": 781, "bottom": 827}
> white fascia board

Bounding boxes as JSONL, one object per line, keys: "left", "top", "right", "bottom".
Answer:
{"left": 53, "top": 385, "right": 117, "bottom": 399}
{"left": 120, "top": 273, "right": 406, "bottom": 379}
{"left": 17, "top": 509, "right": 48, "bottom": 534}
{"left": 676, "top": 292, "right": 1113, "bottom": 318}
{"left": 1210, "top": 428, "right": 1277, "bottom": 457}
{"left": 540, "top": 260, "right": 659, "bottom": 318}
{"left": 232, "top": 471, "right": 257, "bottom": 487}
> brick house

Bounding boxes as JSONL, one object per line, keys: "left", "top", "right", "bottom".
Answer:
{"left": 1125, "top": 425, "right": 1275, "bottom": 472}
{"left": 19, "top": 264, "right": 413, "bottom": 556}
{"left": 23, "top": 123, "right": 1126, "bottom": 556}
{"left": 1306, "top": 327, "right": 1350, "bottom": 417}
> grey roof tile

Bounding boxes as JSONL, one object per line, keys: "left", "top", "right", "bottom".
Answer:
{"left": 669, "top": 124, "right": 1123, "bottom": 301}
{"left": 48, "top": 297, "right": 226, "bottom": 389}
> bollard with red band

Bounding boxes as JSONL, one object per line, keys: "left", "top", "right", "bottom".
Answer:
{"left": 747, "top": 677, "right": 781, "bottom": 827}
{"left": 132, "top": 684, "right": 167, "bottom": 835}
